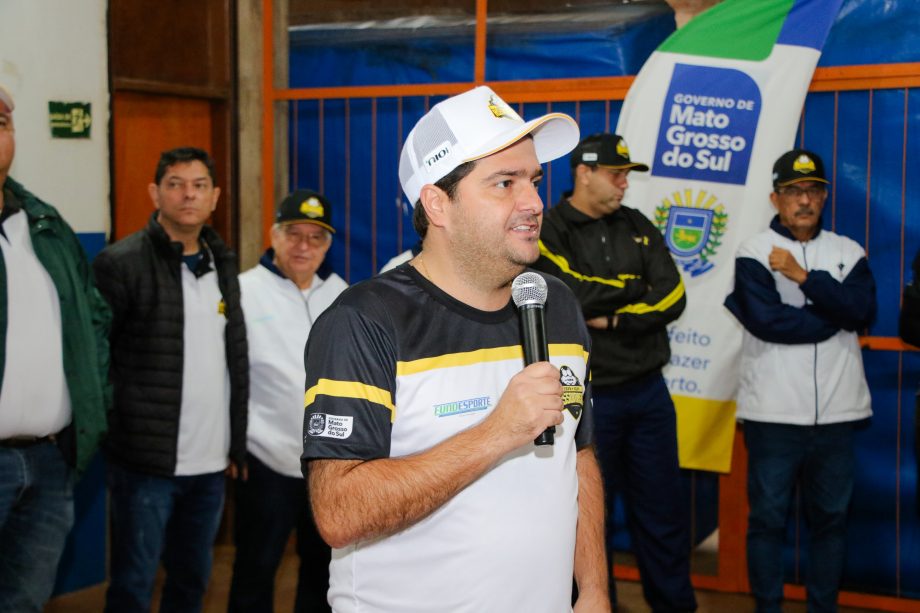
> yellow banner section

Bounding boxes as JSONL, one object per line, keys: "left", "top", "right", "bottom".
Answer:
{"left": 674, "top": 395, "right": 736, "bottom": 473}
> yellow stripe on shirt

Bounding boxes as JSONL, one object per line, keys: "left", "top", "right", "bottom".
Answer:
{"left": 397, "top": 346, "right": 523, "bottom": 376}
{"left": 306, "top": 345, "right": 588, "bottom": 424}
{"left": 615, "top": 277, "right": 685, "bottom": 315}
{"left": 538, "top": 241, "right": 640, "bottom": 287}
{"left": 304, "top": 378, "right": 395, "bottom": 421}
{"left": 397, "top": 343, "right": 589, "bottom": 377}
{"left": 549, "top": 343, "right": 590, "bottom": 363}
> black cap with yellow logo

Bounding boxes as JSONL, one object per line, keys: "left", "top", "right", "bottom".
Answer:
{"left": 570, "top": 133, "right": 649, "bottom": 172}
{"left": 275, "top": 189, "right": 335, "bottom": 233}
{"left": 772, "top": 149, "right": 829, "bottom": 189}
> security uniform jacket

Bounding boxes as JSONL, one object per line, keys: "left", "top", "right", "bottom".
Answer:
{"left": 93, "top": 213, "right": 248, "bottom": 476}
{"left": 534, "top": 197, "right": 686, "bottom": 387}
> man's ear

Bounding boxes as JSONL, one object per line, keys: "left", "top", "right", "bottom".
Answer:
{"left": 419, "top": 184, "right": 450, "bottom": 229}
{"left": 769, "top": 190, "right": 780, "bottom": 212}
{"left": 147, "top": 183, "right": 160, "bottom": 209}
{"left": 210, "top": 186, "right": 221, "bottom": 213}
{"left": 574, "top": 163, "right": 592, "bottom": 186}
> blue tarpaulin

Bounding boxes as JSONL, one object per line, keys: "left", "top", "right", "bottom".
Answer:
{"left": 289, "top": 0, "right": 920, "bottom": 599}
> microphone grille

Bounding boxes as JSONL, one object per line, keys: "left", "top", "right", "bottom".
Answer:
{"left": 511, "top": 272, "right": 548, "bottom": 307}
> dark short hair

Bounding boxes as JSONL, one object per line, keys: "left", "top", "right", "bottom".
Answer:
{"left": 412, "top": 160, "right": 476, "bottom": 240}
{"left": 154, "top": 147, "right": 217, "bottom": 185}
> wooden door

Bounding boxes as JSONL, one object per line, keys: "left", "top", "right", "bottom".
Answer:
{"left": 112, "top": 92, "right": 215, "bottom": 240}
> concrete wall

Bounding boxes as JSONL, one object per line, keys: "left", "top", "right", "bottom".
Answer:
{"left": 0, "top": 0, "right": 109, "bottom": 239}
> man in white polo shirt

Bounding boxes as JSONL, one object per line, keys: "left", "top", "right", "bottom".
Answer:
{"left": 303, "top": 86, "right": 611, "bottom": 612}
{"left": 229, "top": 189, "right": 346, "bottom": 612}
{"left": 0, "top": 84, "right": 110, "bottom": 611}
{"left": 93, "top": 147, "right": 248, "bottom": 612}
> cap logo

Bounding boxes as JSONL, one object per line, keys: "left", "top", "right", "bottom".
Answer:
{"left": 616, "top": 139, "right": 630, "bottom": 158}
{"left": 582, "top": 152, "right": 599, "bottom": 162}
{"left": 300, "top": 197, "right": 325, "bottom": 219}
{"left": 424, "top": 141, "right": 453, "bottom": 169}
{"left": 487, "top": 95, "right": 521, "bottom": 121}
{"left": 792, "top": 155, "right": 816, "bottom": 174}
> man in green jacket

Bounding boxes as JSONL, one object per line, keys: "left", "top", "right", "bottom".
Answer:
{"left": 0, "top": 84, "right": 110, "bottom": 612}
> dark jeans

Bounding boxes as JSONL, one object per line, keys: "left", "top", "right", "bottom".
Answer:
{"left": 228, "top": 453, "right": 330, "bottom": 613}
{"left": 594, "top": 373, "right": 697, "bottom": 613}
{"left": 104, "top": 463, "right": 226, "bottom": 613}
{"left": 744, "top": 421, "right": 855, "bottom": 613}
{"left": 0, "top": 441, "right": 74, "bottom": 613}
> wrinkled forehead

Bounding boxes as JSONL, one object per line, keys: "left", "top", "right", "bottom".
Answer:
{"left": 280, "top": 220, "right": 328, "bottom": 233}
{"left": 778, "top": 179, "right": 826, "bottom": 191}
{"left": 161, "top": 160, "right": 212, "bottom": 182}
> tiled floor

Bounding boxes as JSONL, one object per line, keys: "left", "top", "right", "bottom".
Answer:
{"left": 46, "top": 544, "right": 883, "bottom": 612}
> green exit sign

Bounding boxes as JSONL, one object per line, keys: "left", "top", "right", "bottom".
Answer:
{"left": 49, "top": 101, "right": 92, "bottom": 138}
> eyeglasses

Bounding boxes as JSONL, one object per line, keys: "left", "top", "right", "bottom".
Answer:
{"left": 282, "top": 226, "right": 330, "bottom": 247}
{"left": 778, "top": 185, "right": 826, "bottom": 199}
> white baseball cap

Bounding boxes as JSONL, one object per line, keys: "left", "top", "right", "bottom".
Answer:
{"left": 398, "top": 86, "right": 580, "bottom": 206}
{"left": 0, "top": 85, "right": 14, "bottom": 114}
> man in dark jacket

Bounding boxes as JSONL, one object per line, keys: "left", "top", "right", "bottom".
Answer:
{"left": 901, "top": 250, "right": 920, "bottom": 347}
{"left": 534, "top": 133, "right": 695, "bottom": 612}
{"left": 0, "top": 84, "right": 110, "bottom": 611}
{"left": 899, "top": 248, "right": 920, "bottom": 515}
{"left": 93, "top": 147, "right": 248, "bottom": 612}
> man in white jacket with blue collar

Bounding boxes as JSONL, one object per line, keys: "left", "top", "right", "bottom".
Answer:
{"left": 725, "top": 149, "right": 876, "bottom": 613}
{"left": 230, "top": 189, "right": 347, "bottom": 612}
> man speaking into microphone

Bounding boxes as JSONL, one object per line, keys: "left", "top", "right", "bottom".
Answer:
{"left": 302, "top": 86, "right": 610, "bottom": 612}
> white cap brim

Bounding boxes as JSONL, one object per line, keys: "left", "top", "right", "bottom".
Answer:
{"left": 464, "top": 112, "right": 580, "bottom": 167}
{"left": 0, "top": 85, "right": 14, "bottom": 113}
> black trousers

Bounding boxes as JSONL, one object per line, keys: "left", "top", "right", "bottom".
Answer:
{"left": 593, "top": 374, "right": 697, "bottom": 613}
{"left": 228, "top": 453, "right": 331, "bottom": 613}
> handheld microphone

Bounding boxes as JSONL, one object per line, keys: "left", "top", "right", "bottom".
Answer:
{"left": 511, "top": 272, "right": 554, "bottom": 446}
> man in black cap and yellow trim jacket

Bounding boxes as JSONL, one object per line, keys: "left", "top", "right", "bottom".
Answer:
{"left": 534, "top": 133, "right": 695, "bottom": 613}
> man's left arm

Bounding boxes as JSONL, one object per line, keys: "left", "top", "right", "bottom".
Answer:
{"left": 64, "top": 223, "right": 112, "bottom": 410}
{"left": 223, "top": 265, "right": 249, "bottom": 480}
{"left": 88, "top": 279, "right": 112, "bottom": 411}
{"left": 800, "top": 257, "right": 876, "bottom": 331}
{"left": 573, "top": 446, "right": 611, "bottom": 612}
{"left": 771, "top": 246, "right": 877, "bottom": 331}
{"left": 609, "top": 216, "right": 686, "bottom": 336}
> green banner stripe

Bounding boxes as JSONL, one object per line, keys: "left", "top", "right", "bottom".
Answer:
{"left": 659, "top": 0, "right": 795, "bottom": 62}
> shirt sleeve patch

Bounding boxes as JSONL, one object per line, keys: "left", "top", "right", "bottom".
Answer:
{"left": 306, "top": 413, "right": 354, "bottom": 439}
